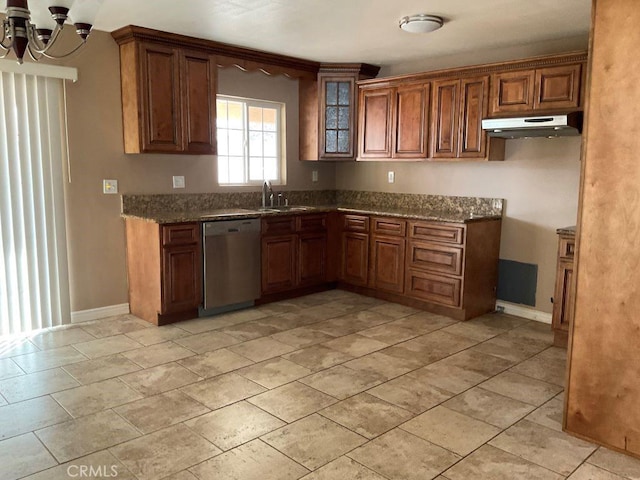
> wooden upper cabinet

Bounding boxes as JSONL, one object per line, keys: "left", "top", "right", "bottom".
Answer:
{"left": 534, "top": 64, "right": 582, "bottom": 111}
{"left": 116, "top": 39, "right": 217, "bottom": 154}
{"left": 358, "top": 76, "right": 494, "bottom": 161}
{"left": 430, "top": 79, "right": 460, "bottom": 158}
{"left": 490, "top": 70, "right": 535, "bottom": 115}
{"left": 139, "top": 42, "right": 182, "bottom": 152}
{"left": 393, "top": 83, "right": 430, "bottom": 159}
{"left": 181, "top": 50, "right": 217, "bottom": 154}
{"left": 358, "top": 87, "right": 394, "bottom": 158}
{"left": 490, "top": 63, "right": 582, "bottom": 116}
{"left": 300, "top": 63, "right": 379, "bottom": 161}
{"left": 458, "top": 76, "right": 489, "bottom": 158}
{"left": 319, "top": 74, "right": 356, "bottom": 159}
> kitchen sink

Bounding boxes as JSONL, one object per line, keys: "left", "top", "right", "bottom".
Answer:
{"left": 258, "top": 206, "right": 313, "bottom": 213}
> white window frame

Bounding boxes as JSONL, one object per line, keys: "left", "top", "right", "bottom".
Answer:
{"left": 216, "top": 95, "right": 285, "bottom": 186}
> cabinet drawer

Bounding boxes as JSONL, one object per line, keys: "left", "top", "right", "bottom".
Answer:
{"left": 297, "top": 214, "right": 327, "bottom": 233}
{"left": 409, "top": 222, "right": 464, "bottom": 244}
{"left": 558, "top": 236, "right": 575, "bottom": 260}
{"left": 343, "top": 214, "right": 370, "bottom": 232}
{"left": 371, "top": 217, "right": 406, "bottom": 237}
{"left": 162, "top": 223, "right": 199, "bottom": 246}
{"left": 405, "top": 269, "right": 461, "bottom": 307}
{"left": 262, "top": 216, "right": 296, "bottom": 235}
{"left": 407, "top": 241, "right": 463, "bottom": 276}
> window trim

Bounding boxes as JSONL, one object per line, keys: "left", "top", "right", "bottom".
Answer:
{"left": 216, "top": 94, "right": 286, "bottom": 186}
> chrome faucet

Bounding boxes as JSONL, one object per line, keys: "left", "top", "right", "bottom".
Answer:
{"left": 262, "top": 180, "right": 273, "bottom": 208}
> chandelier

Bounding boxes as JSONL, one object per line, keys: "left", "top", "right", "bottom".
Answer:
{"left": 1, "top": 0, "right": 102, "bottom": 64}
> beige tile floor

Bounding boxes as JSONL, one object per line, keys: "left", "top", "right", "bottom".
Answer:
{"left": 1, "top": 290, "right": 640, "bottom": 479}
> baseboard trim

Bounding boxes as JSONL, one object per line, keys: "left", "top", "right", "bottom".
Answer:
{"left": 71, "top": 303, "right": 130, "bottom": 324}
{"left": 495, "top": 301, "right": 552, "bottom": 324}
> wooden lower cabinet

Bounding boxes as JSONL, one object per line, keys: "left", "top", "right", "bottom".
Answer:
{"left": 261, "top": 214, "right": 328, "bottom": 296}
{"left": 261, "top": 234, "right": 297, "bottom": 294}
{"left": 339, "top": 214, "right": 501, "bottom": 321}
{"left": 405, "top": 269, "right": 462, "bottom": 307}
{"left": 298, "top": 233, "right": 327, "bottom": 286}
{"left": 341, "top": 231, "right": 369, "bottom": 287}
{"left": 552, "top": 231, "right": 576, "bottom": 347}
{"left": 161, "top": 245, "right": 201, "bottom": 314}
{"left": 369, "top": 217, "right": 407, "bottom": 294}
{"left": 125, "top": 219, "right": 202, "bottom": 325}
{"left": 370, "top": 235, "right": 405, "bottom": 294}
{"left": 406, "top": 240, "right": 463, "bottom": 276}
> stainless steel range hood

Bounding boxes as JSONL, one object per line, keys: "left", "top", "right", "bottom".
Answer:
{"left": 482, "top": 112, "right": 582, "bottom": 138}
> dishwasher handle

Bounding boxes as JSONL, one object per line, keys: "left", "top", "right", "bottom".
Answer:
{"left": 203, "top": 219, "right": 261, "bottom": 236}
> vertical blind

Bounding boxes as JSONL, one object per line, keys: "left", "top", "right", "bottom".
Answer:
{"left": 0, "top": 70, "right": 71, "bottom": 336}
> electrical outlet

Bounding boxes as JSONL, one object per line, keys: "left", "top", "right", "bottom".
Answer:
{"left": 388, "top": 171, "right": 395, "bottom": 184}
{"left": 172, "top": 176, "right": 185, "bottom": 189}
{"left": 312, "top": 170, "right": 318, "bottom": 182}
{"left": 103, "top": 179, "right": 118, "bottom": 194}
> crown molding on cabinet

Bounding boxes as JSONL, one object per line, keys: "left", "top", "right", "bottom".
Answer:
{"left": 111, "top": 25, "right": 321, "bottom": 79}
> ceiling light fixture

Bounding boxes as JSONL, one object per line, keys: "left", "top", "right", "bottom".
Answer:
{"left": 1, "top": 0, "right": 102, "bottom": 64}
{"left": 399, "top": 14, "right": 444, "bottom": 34}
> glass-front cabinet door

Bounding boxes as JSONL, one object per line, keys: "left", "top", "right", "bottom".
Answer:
{"left": 318, "top": 73, "right": 356, "bottom": 159}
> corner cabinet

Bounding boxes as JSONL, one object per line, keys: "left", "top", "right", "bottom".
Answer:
{"left": 113, "top": 34, "right": 217, "bottom": 154}
{"left": 125, "top": 219, "right": 202, "bottom": 325}
{"left": 318, "top": 73, "right": 356, "bottom": 159}
{"left": 299, "top": 63, "right": 380, "bottom": 161}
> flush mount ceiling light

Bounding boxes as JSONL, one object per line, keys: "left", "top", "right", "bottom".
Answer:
{"left": 0, "top": 0, "right": 103, "bottom": 64}
{"left": 399, "top": 14, "right": 444, "bottom": 34}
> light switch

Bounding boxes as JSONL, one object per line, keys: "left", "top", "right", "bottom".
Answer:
{"left": 388, "top": 171, "right": 395, "bottom": 184}
{"left": 172, "top": 176, "right": 185, "bottom": 189}
{"left": 103, "top": 179, "right": 118, "bottom": 194}
{"left": 312, "top": 170, "right": 318, "bottom": 182}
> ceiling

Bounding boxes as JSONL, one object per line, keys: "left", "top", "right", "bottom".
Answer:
{"left": 91, "top": 0, "right": 591, "bottom": 67}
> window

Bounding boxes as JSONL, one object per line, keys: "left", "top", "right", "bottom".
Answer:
{"left": 216, "top": 95, "right": 285, "bottom": 185}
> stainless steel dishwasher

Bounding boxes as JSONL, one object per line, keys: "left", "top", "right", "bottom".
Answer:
{"left": 200, "top": 218, "right": 261, "bottom": 316}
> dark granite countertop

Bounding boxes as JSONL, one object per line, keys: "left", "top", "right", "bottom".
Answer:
{"left": 557, "top": 225, "right": 577, "bottom": 235}
{"left": 121, "top": 204, "right": 502, "bottom": 225}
